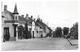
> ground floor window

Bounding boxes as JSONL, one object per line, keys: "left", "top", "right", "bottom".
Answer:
{"left": 37, "top": 31, "right": 38, "bottom": 33}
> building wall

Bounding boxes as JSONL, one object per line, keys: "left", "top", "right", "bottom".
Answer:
{"left": 3, "top": 11, "right": 13, "bottom": 20}
{"left": 2, "top": 10, "right": 14, "bottom": 38}
{"left": 34, "top": 26, "right": 46, "bottom": 37}
{"left": 3, "top": 23, "right": 14, "bottom": 37}
{"left": 14, "top": 14, "right": 18, "bottom": 20}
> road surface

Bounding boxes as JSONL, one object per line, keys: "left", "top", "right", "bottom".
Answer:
{"left": 2, "top": 38, "right": 78, "bottom": 50}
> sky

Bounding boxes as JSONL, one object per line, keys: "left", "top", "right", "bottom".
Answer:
{"left": 1, "top": 0, "right": 78, "bottom": 30}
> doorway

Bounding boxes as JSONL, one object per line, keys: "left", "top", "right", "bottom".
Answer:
{"left": 13, "top": 24, "right": 17, "bottom": 37}
{"left": 3, "top": 27, "right": 10, "bottom": 41}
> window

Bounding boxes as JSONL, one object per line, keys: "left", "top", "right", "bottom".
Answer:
{"left": 29, "top": 28, "right": 31, "bottom": 31}
{"left": 2, "top": 15, "right": 4, "bottom": 18}
{"left": 37, "top": 31, "right": 38, "bottom": 33}
{"left": 40, "top": 27, "right": 42, "bottom": 28}
{"left": 14, "top": 16, "right": 17, "bottom": 20}
{"left": 16, "top": 16, "right": 17, "bottom": 20}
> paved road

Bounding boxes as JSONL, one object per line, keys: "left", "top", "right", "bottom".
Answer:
{"left": 2, "top": 38, "right": 78, "bottom": 50}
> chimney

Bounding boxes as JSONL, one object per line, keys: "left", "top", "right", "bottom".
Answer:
{"left": 4, "top": 5, "right": 7, "bottom": 11}
{"left": 26, "top": 14, "right": 28, "bottom": 18}
{"left": 31, "top": 15, "right": 33, "bottom": 19}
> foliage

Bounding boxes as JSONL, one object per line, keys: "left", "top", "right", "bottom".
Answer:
{"left": 62, "top": 27, "right": 69, "bottom": 38}
{"left": 53, "top": 27, "right": 62, "bottom": 37}
{"left": 18, "top": 25, "right": 24, "bottom": 39}
{"left": 46, "top": 31, "right": 52, "bottom": 37}
{"left": 63, "top": 27, "right": 69, "bottom": 35}
{"left": 25, "top": 23, "right": 28, "bottom": 31}
{"left": 24, "top": 22, "right": 31, "bottom": 39}
{"left": 69, "top": 22, "right": 78, "bottom": 39}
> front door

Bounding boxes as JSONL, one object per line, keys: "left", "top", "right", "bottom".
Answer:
{"left": 3, "top": 27, "right": 10, "bottom": 41}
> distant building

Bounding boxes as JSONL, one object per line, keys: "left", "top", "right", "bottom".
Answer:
{"left": 34, "top": 18, "right": 51, "bottom": 38}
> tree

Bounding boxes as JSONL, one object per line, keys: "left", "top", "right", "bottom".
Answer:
{"left": 63, "top": 27, "right": 69, "bottom": 38}
{"left": 70, "top": 22, "right": 78, "bottom": 39}
{"left": 53, "top": 31, "right": 56, "bottom": 37}
{"left": 63, "top": 27, "right": 69, "bottom": 35}
{"left": 23, "top": 22, "right": 31, "bottom": 39}
{"left": 24, "top": 22, "right": 29, "bottom": 39}
{"left": 18, "top": 25, "right": 24, "bottom": 39}
{"left": 46, "top": 31, "right": 52, "bottom": 37}
{"left": 55, "top": 27, "right": 62, "bottom": 37}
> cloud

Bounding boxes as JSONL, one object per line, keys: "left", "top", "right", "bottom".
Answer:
{"left": 2, "top": 0, "right": 78, "bottom": 28}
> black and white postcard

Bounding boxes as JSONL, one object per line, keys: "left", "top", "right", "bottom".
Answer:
{"left": 1, "top": 0, "right": 78, "bottom": 50}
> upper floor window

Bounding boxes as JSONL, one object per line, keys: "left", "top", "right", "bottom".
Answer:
{"left": 37, "top": 31, "right": 38, "bottom": 33}
{"left": 14, "top": 16, "right": 18, "bottom": 20}
{"left": 16, "top": 16, "right": 17, "bottom": 20}
{"left": 29, "top": 28, "right": 31, "bottom": 31}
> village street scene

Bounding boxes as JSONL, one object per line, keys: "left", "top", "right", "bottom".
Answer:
{"left": 1, "top": 0, "right": 78, "bottom": 50}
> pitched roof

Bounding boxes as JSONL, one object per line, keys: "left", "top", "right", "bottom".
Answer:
{"left": 35, "top": 19, "right": 52, "bottom": 31}
{"left": 25, "top": 17, "right": 34, "bottom": 25}
{"left": 18, "top": 16, "right": 34, "bottom": 25}
{"left": 35, "top": 20, "right": 46, "bottom": 29}
{"left": 35, "top": 22, "right": 43, "bottom": 28}
{"left": 8, "top": 11, "right": 14, "bottom": 19}
{"left": 18, "top": 16, "right": 26, "bottom": 24}
{"left": 2, "top": 10, "right": 14, "bottom": 20}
